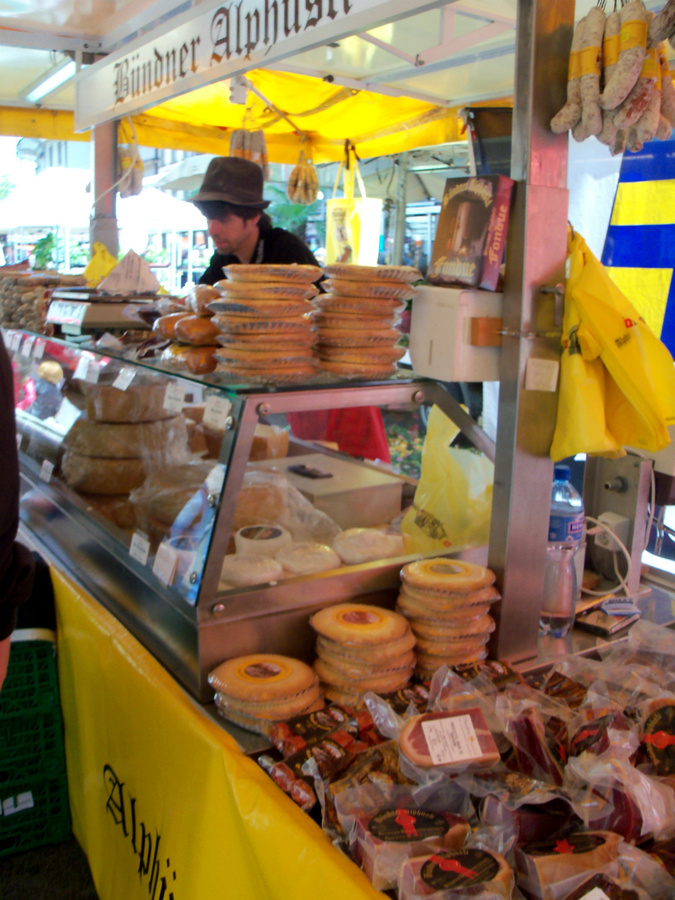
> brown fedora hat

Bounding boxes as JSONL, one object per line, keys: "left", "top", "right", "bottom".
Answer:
{"left": 191, "top": 157, "right": 270, "bottom": 209}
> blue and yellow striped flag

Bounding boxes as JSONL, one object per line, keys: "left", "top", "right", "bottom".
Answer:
{"left": 602, "top": 137, "right": 675, "bottom": 357}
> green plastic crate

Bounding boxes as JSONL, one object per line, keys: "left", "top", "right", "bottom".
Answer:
{"left": 0, "top": 634, "right": 71, "bottom": 856}
{"left": 0, "top": 775, "right": 71, "bottom": 857}
{"left": 0, "top": 636, "right": 60, "bottom": 718}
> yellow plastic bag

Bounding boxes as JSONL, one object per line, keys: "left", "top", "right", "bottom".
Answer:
{"left": 325, "top": 146, "right": 382, "bottom": 266}
{"left": 551, "top": 230, "right": 675, "bottom": 460}
{"left": 82, "top": 242, "right": 119, "bottom": 287}
{"left": 401, "top": 404, "right": 493, "bottom": 553}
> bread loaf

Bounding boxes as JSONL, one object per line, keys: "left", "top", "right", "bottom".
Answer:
{"left": 174, "top": 315, "right": 222, "bottom": 346}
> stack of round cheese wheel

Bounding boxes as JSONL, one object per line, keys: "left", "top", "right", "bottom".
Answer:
{"left": 210, "top": 264, "right": 322, "bottom": 384}
{"left": 396, "top": 558, "right": 500, "bottom": 681}
{"left": 208, "top": 653, "right": 323, "bottom": 736}
{"left": 309, "top": 602, "right": 416, "bottom": 708}
{"left": 315, "top": 264, "right": 420, "bottom": 379}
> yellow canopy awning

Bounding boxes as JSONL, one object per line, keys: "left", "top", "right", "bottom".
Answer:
{"left": 0, "top": 70, "right": 512, "bottom": 164}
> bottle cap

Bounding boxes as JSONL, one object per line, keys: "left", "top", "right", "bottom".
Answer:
{"left": 553, "top": 464, "right": 571, "bottom": 481}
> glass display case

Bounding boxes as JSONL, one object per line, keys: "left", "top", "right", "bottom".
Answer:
{"left": 7, "top": 328, "right": 491, "bottom": 703}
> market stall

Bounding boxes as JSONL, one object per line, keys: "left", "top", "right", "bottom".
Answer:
{"left": 2, "top": 0, "right": 675, "bottom": 897}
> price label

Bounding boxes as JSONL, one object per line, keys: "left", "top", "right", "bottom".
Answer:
{"left": 84, "top": 360, "right": 100, "bottom": 383}
{"left": 20, "top": 336, "right": 35, "bottom": 357}
{"left": 525, "top": 357, "right": 559, "bottom": 392}
{"left": 16, "top": 433, "right": 22, "bottom": 451}
{"left": 112, "top": 366, "right": 136, "bottom": 391}
{"left": 10, "top": 331, "right": 22, "bottom": 352}
{"left": 163, "top": 380, "right": 185, "bottom": 414}
{"left": 39, "top": 460, "right": 54, "bottom": 482}
{"left": 129, "top": 531, "right": 150, "bottom": 566}
{"left": 32, "top": 338, "right": 46, "bottom": 359}
{"left": 203, "top": 395, "right": 232, "bottom": 431}
{"left": 153, "top": 542, "right": 179, "bottom": 585}
{"left": 580, "top": 890, "right": 611, "bottom": 900}
{"left": 421, "top": 714, "right": 481, "bottom": 766}
{"left": 73, "top": 357, "right": 89, "bottom": 381}
{"left": 46, "top": 300, "right": 89, "bottom": 325}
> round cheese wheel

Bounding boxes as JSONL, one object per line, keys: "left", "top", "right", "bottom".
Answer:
{"left": 332, "top": 528, "right": 406, "bottom": 565}
{"left": 84, "top": 380, "right": 170, "bottom": 423}
{"left": 316, "top": 644, "right": 415, "bottom": 677}
{"left": 81, "top": 493, "right": 136, "bottom": 529}
{"left": 276, "top": 542, "right": 342, "bottom": 575}
{"left": 217, "top": 332, "right": 317, "bottom": 351}
{"left": 215, "top": 362, "right": 318, "bottom": 384}
{"left": 214, "top": 346, "right": 315, "bottom": 367}
{"left": 222, "top": 263, "right": 322, "bottom": 283}
{"left": 310, "top": 603, "right": 410, "bottom": 645}
{"left": 407, "top": 614, "right": 495, "bottom": 642}
{"left": 315, "top": 311, "right": 401, "bottom": 331}
{"left": 61, "top": 451, "right": 148, "bottom": 494}
{"left": 219, "top": 553, "right": 284, "bottom": 587}
{"left": 208, "top": 653, "right": 317, "bottom": 701}
{"left": 215, "top": 680, "right": 321, "bottom": 719}
{"left": 398, "top": 847, "right": 513, "bottom": 898}
{"left": 415, "top": 634, "right": 491, "bottom": 657}
{"left": 234, "top": 524, "right": 292, "bottom": 557}
{"left": 323, "top": 264, "right": 421, "bottom": 283}
{"left": 141, "top": 461, "right": 215, "bottom": 526}
{"left": 63, "top": 415, "right": 188, "bottom": 460}
{"left": 402, "top": 558, "right": 496, "bottom": 595}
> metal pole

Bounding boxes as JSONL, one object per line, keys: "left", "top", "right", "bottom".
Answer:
{"left": 90, "top": 121, "right": 119, "bottom": 259}
{"left": 488, "top": 0, "right": 573, "bottom": 663}
{"left": 391, "top": 152, "right": 409, "bottom": 264}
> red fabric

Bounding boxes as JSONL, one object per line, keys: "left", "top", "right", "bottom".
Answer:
{"left": 326, "top": 407, "right": 391, "bottom": 462}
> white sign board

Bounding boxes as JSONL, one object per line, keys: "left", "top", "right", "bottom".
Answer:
{"left": 75, "top": 0, "right": 445, "bottom": 130}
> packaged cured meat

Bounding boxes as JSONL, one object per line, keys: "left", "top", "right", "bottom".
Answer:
{"left": 568, "top": 706, "right": 634, "bottom": 758}
{"left": 335, "top": 783, "right": 470, "bottom": 891}
{"left": 514, "top": 831, "right": 622, "bottom": 900}
{"left": 640, "top": 699, "right": 675, "bottom": 775}
{"left": 564, "top": 750, "right": 675, "bottom": 843}
{"left": 269, "top": 704, "right": 361, "bottom": 757}
{"left": 398, "top": 707, "right": 501, "bottom": 775}
{"left": 398, "top": 847, "right": 514, "bottom": 899}
{"left": 480, "top": 794, "right": 580, "bottom": 847}
{"left": 560, "top": 872, "right": 640, "bottom": 899}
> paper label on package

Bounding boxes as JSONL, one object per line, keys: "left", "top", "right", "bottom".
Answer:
{"left": 579, "top": 890, "right": 610, "bottom": 900}
{"left": 163, "top": 381, "right": 185, "bottom": 413}
{"left": 112, "top": 366, "right": 136, "bottom": 391}
{"left": 32, "top": 338, "right": 46, "bottom": 359}
{"left": 98, "top": 249, "right": 161, "bottom": 293}
{"left": 525, "top": 357, "right": 559, "bottom": 392}
{"left": 421, "top": 714, "right": 481, "bottom": 765}
{"left": 203, "top": 395, "right": 231, "bottom": 430}
{"left": 39, "top": 460, "right": 54, "bottom": 482}
{"left": 20, "top": 336, "right": 34, "bottom": 357}
{"left": 73, "top": 357, "right": 89, "bottom": 381}
{"left": 84, "top": 360, "right": 100, "bottom": 384}
{"left": 129, "top": 531, "right": 150, "bottom": 566}
{"left": 10, "top": 331, "right": 22, "bottom": 352}
{"left": 153, "top": 542, "right": 179, "bottom": 585}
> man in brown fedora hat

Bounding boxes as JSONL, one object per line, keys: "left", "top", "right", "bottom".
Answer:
{"left": 192, "top": 156, "right": 320, "bottom": 285}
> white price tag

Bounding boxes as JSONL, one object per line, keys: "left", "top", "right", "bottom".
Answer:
{"left": 163, "top": 380, "right": 185, "bottom": 413}
{"left": 16, "top": 433, "right": 22, "bottom": 450}
{"left": 20, "top": 336, "right": 35, "bottom": 357}
{"left": 152, "top": 542, "right": 179, "bottom": 585}
{"left": 203, "top": 395, "right": 232, "bottom": 430}
{"left": 579, "top": 889, "right": 611, "bottom": 900}
{"left": 32, "top": 338, "right": 46, "bottom": 359}
{"left": 10, "top": 331, "right": 22, "bottom": 352}
{"left": 73, "top": 357, "right": 89, "bottom": 381}
{"left": 39, "top": 460, "right": 54, "bottom": 482}
{"left": 84, "top": 360, "right": 100, "bottom": 384}
{"left": 421, "top": 714, "right": 481, "bottom": 766}
{"left": 129, "top": 531, "right": 150, "bottom": 566}
{"left": 112, "top": 366, "right": 136, "bottom": 391}
{"left": 525, "top": 357, "right": 559, "bottom": 392}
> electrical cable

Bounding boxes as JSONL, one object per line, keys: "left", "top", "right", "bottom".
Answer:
{"left": 583, "top": 514, "right": 632, "bottom": 597}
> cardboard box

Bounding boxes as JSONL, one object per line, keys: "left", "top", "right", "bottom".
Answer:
{"left": 408, "top": 285, "right": 503, "bottom": 382}
{"left": 251, "top": 453, "right": 404, "bottom": 529}
{"left": 427, "top": 174, "right": 514, "bottom": 291}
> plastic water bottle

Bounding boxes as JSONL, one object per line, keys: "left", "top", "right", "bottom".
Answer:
{"left": 540, "top": 465, "right": 584, "bottom": 638}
